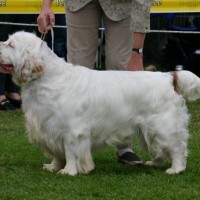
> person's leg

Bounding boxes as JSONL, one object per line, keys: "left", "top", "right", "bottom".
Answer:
{"left": 66, "top": 0, "right": 102, "bottom": 68}
{"left": 0, "top": 73, "right": 6, "bottom": 102}
{"left": 5, "top": 74, "right": 21, "bottom": 108}
{"left": 104, "top": 15, "right": 142, "bottom": 164}
{"left": 0, "top": 74, "right": 16, "bottom": 110}
{"left": 103, "top": 15, "right": 132, "bottom": 70}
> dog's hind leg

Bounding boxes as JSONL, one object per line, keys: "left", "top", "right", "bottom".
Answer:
{"left": 43, "top": 158, "right": 65, "bottom": 172}
{"left": 165, "top": 149, "right": 187, "bottom": 174}
{"left": 145, "top": 148, "right": 165, "bottom": 167}
{"left": 165, "top": 142, "right": 188, "bottom": 174}
{"left": 145, "top": 157, "right": 164, "bottom": 167}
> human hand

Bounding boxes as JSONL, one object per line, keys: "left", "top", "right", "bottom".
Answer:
{"left": 37, "top": 7, "right": 55, "bottom": 33}
{"left": 127, "top": 52, "right": 144, "bottom": 71}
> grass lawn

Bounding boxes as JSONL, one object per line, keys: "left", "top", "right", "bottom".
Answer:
{"left": 1, "top": 100, "right": 200, "bottom": 200}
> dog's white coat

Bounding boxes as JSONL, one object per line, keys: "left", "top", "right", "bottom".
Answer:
{"left": 1, "top": 32, "right": 200, "bottom": 175}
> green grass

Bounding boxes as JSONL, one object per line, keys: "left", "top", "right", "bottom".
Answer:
{"left": 1, "top": 101, "right": 200, "bottom": 200}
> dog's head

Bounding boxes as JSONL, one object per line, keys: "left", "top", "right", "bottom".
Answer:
{"left": 0, "top": 31, "right": 46, "bottom": 85}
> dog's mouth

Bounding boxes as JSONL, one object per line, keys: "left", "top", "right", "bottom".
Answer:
{"left": 0, "top": 63, "right": 14, "bottom": 73}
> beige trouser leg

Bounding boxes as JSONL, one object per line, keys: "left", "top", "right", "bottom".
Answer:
{"left": 103, "top": 14, "right": 132, "bottom": 70}
{"left": 66, "top": 1, "right": 102, "bottom": 68}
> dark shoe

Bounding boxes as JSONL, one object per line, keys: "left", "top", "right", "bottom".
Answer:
{"left": 118, "top": 152, "right": 143, "bottom": 165}
{"left": 6, "top": 97, "right": 22, "bottom": 108}
{"left": 0, "top": 99, "right": 16, "bottom": 110}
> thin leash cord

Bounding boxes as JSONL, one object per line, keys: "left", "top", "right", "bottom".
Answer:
{"left": 50, "top": 28, "right": 54, "bottom": 52}
{"left": 40, "top": 28, "right": 54, "bottom": 52}
{"left": 40, "top": 31, "right": 46, "bottom": 41}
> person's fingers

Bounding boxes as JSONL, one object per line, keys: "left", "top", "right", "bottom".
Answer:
{"left": 45, "top": 13, "right": 55, "bottom": 32}
{"left": 48, "top": 12, "right": 55, "bottom": 27}
{"left": 37, "top": 11, "right": 55, "bottom": 33}
{"left": 37, "top": 15, "right": 47, "bottom": 33}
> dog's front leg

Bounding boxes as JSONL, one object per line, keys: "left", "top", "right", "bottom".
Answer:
{"left": 58, "top": 143, "right": 78, "bottom": 176}
{"left": 58, "top": 134, "right": 95, "bottom": 176}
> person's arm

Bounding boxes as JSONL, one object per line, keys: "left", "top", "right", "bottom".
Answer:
{"left": 127, "top": 32, "right": 146, "bottom": 71}
{"left": 127, "top": 0, "right": 154, "bottom": 71}
{"left": 37, "top": 0, "right": 55, "bottom": 33}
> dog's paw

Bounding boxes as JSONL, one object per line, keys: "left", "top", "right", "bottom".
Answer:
{"left": 145, "top": 161, "right": 154, "bottom": 166}
{"left": 165, "top": 168, "right": 179, "bottom": 174}
{"left": 43, "top": 163, "right": 55, "bottom": 172}
{"left": 58, "top": 167, "right": 77, "bottom": 176}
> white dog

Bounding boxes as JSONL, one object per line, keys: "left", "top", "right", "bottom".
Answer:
{"left": 1, "top": 32, "right": 200, "bottom": 176}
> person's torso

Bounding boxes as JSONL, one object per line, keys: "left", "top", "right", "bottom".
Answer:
{"left": 65, "top": 0, "right": 131, "bottom": 21}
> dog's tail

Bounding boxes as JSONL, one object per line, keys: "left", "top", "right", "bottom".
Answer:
{"left": 171, "top": 70, "right": 200, "bottom": 101}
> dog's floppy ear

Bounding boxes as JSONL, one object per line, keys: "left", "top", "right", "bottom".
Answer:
{"left": 21, "top": 57, "right": 43, "bottom": 83}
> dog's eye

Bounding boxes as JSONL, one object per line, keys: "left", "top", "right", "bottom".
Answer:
{"left": 8, "top": 42, "right": 14, "bottom": 48}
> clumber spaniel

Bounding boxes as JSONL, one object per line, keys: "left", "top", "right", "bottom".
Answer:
{"left": 0, "top": 32, "right": 200, "bottom": 176}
